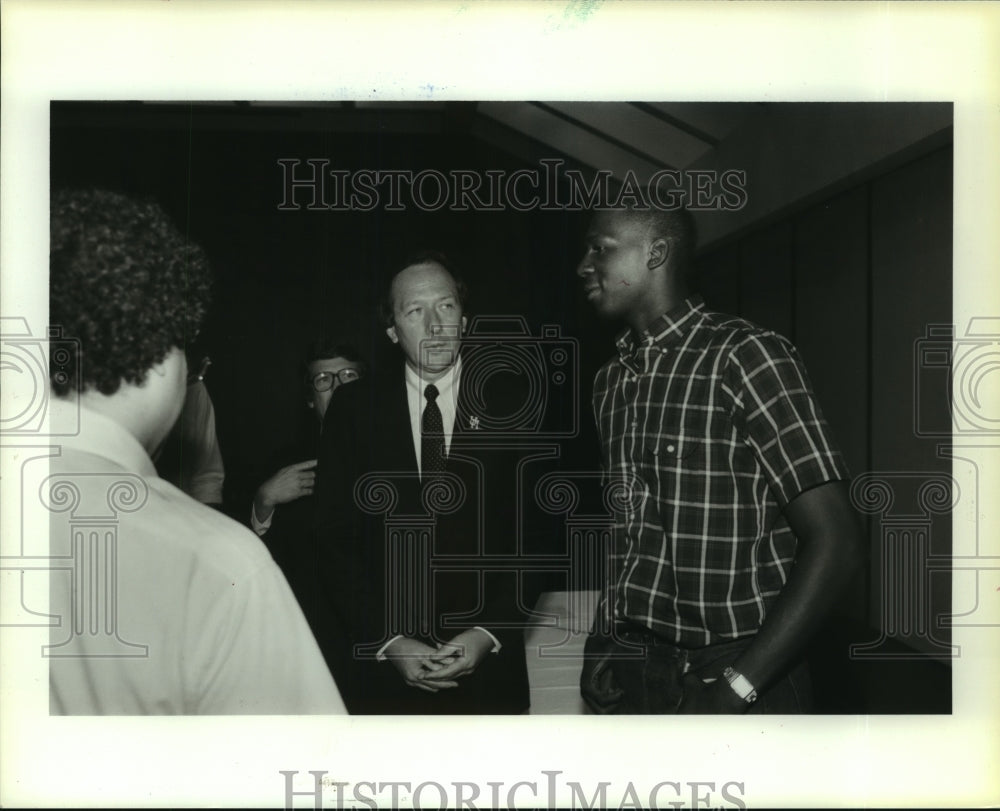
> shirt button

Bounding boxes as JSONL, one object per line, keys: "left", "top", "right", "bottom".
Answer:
{"left": 666, "top": 444, "right": 676, "bottom": 453}
{"left": 631, "top": 419, "right": 638, "bottom": 428}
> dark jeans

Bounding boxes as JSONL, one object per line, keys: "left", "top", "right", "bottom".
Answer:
{"left": 608, "top": 627, "right": 813, "bottom": 714}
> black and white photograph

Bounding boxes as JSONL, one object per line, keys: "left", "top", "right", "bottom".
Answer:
{"left": 2, "top": 2, "right": 998, "bottom": 808}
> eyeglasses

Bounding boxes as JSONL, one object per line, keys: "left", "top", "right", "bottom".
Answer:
{"left": 310, "top": 367, "right": 362, "bottom": 392}
{"left": 187, "top": 356, "right": 211, "bottom": 385}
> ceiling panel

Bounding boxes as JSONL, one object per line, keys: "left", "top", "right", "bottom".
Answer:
{"left": 478, "top": 101, "right": 661, "bottom": 181}
{"left": 641, "top": 102, "right": 762, "bottom": 144}
{"left": 542, "top": 101, "right": 714, "bottom": 169}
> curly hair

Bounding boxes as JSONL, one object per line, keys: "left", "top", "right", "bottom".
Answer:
{"left": 49, "top": 188, "right": 212, "bottom": 396}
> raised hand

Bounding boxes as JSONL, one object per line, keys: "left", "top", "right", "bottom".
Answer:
{"left": 253, "top": 459, "right": 317, "bottom": 523}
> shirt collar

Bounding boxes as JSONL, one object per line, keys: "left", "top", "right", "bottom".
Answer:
{"left": 404, "top": 355, "right": 462, "bottom": 401}
{"left": 51, "top": 397, "right": 158, "bottom": 477}
{"left": 615, "top": 294, "right": 705, "bottom": 361}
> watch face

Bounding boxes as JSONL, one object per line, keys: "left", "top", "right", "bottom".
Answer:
{"left": 724, "top": 667, "right": 757, "bottom": 702}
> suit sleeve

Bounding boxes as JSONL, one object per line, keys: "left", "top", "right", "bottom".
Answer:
{"left": 314, "top": 382, "right": 389, "bottom": 651}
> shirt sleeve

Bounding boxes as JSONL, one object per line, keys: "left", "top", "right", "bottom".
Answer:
{"left": 375, "top": 635, "right": 404, "bottom": 661}
{"left": 725, "top": 331, "right": 851, "bottom": 508}
{"left": 250, "top": 501, "right": 273, "bottom": 535}
{"left": 178, "top": 382, "right": 226, "bottom": 505}
{"left": 187, "top": 553, "right": 347, "bottom": 715}
{"left": 473, "top": 626, "right": 502, "bottom": 653}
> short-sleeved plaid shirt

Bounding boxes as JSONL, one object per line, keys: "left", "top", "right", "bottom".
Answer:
{"left": 593, "top": 295, "right": 850, "bottom": 647}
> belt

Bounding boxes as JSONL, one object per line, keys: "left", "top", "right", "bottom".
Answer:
{"left": 613, "top": 621, "right": 752, "bottom": 653}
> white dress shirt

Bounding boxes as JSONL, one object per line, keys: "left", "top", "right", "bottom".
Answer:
{"left": 47, "top": 399, "right": 345, "bottom": 715}
{"left": 404, "top": 357, "right": 460, "bottom": 476}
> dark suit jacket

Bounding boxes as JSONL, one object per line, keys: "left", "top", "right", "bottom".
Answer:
{"left": 315, "top": 359, "right": 539, "bottom": 714}
{"left": 249, "top": 446, "right": 332, "bottom": 667}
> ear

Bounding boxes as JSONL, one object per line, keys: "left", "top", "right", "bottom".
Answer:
{"left": 386, "top": 325, "right": 399, "bottom": 344}
{"left": 647, "top": 237, "right": 670, "bottom": 272}
{"left": 148, "top": 349, "right": 175, "bottom": 378}
{"left": 461, "top": 315, "right": 468, "bottom": 334}
{"left": 145, "top": 346, "right": 186, "bottom": 389}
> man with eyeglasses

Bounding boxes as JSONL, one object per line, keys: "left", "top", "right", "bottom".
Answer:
{"left": 250, "top": 341, "right": 366, "bottom": 538}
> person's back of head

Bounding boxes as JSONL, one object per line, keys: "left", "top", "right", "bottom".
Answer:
{"left": 50, "top": 188, "right": 213, "bottom": 451}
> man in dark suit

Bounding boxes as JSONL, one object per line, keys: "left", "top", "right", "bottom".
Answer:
{"left": 315, "top": 253, "right": 534, "bottom": 714}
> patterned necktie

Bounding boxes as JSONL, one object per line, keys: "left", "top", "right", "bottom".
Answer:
{"left": 421, "top": 383, "right": 446, "bottom": 477}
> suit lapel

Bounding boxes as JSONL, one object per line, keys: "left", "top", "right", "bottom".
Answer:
{"left": 376, "top": 367, "right": 418, "bottom": 474}
{"left": 454, "top": 358, "right": 526, "bottom": 440}
{"left": 454, "top": 375, "right": 470, "bottom": 440}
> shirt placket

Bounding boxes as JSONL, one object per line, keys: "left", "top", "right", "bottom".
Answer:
{"left": 613, "top": 343, "right": 645, "bottom": 622}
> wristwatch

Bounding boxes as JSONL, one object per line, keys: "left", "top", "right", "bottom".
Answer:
{"left": 722, "top": 666, "right": 758, "bottom": 704}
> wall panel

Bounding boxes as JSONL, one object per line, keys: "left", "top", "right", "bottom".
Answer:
{"left": 695, "top": 241, "right": 740, "bottom": 315}
{"left": 793, "top": 185, "right": 870, "bottom": 478}
{"left": 869, "top": 147, "right": 953, "bottom": 658}
{"left": 739, "top": 220, "right": 794, "bottom": 339}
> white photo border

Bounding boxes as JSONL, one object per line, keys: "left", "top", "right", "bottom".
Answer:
{"left": 2, "top": 1, "right": 998, "bottom": 807}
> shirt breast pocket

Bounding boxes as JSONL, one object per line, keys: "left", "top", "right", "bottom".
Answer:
{"left": 644, "top": 434, "right": 702, "bottom": 468}
{"left": 641, "top": 434, "right": 704, "bottom": 517}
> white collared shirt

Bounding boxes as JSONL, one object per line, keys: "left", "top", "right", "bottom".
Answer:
{"left": 46, "top": 398, "right": 346, "bottom": 715}
{"left": 404, "top": 356, "right": 461, "bottom": 477}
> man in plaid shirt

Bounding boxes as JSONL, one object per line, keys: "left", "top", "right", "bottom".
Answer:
{"left": 578, "top": 204, "right": 862, "bottom": 713}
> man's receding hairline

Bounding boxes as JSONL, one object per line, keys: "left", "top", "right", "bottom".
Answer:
{"left": 390, "top": 260, "right": 460, "bottom": 311}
